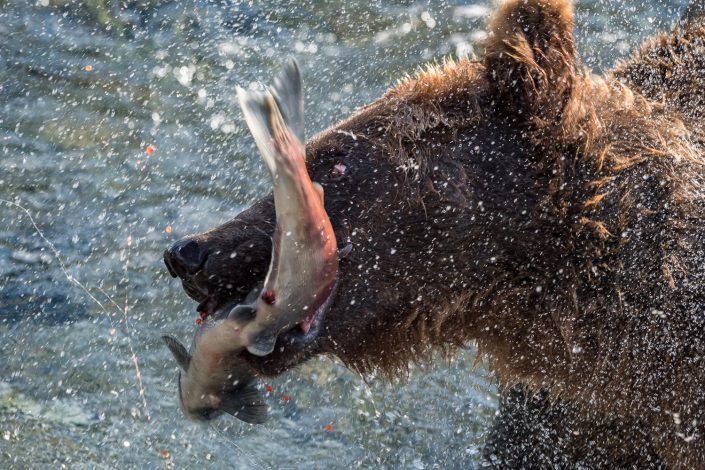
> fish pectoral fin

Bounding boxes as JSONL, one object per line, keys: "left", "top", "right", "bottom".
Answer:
{"left": 312, "top": 181, "right": 325, "bottom": 205}
{"left": 338, "top": 243, "right": 353, "bottom": 259}
{"left": 161, "top": 335, "right": 191, "bottom": 371}
{"left": 219, "top": 379, "right": 268, "bottom": 424}
{"left": 228, "top": 303, "right": 257, "bottom": 325}
{"left": 246, "top": 332, "right": 278, "bottom": 357}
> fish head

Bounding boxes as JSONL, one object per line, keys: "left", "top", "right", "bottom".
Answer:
{"left": 161, "top": 334, "right": 267, "bottom": 424}
{"left": 177, "top": 376, "right": 223, "bottom": 422}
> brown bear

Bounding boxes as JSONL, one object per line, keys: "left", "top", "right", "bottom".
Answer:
{"left": 163, "top": 1, "right": 705, "bottom": 467}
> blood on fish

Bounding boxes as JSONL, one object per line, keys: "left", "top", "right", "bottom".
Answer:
{"left": 165, "top": 225, "right": 172, "bottom": 234}
{"left": 195, "top": 318, "right": 202, "bottom": 326}
{"left": 84, "top": 65, "right": 93, "bottom": 72}
{"left": 283, "top": 395, "right": 290, "bottom": 402}
{"left": 261, "top": 290, "right": 276, "bottom": 305}
{"left": 161, "top": 450, "right": 170, "bottom": 458}
{"left": 145, "top": 144, "right": 156, "bottom": 155}
{"left": 325, "top": 424, "right": 333, "bottom": 432}
{"left": 264, "top": 384, "right": 273, "bottom": 393}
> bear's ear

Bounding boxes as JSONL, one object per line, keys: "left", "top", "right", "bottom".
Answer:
{"left": 483, "top": 0, "right": 577, "bottom": 124}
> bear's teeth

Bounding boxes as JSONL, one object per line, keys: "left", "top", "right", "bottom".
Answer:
{"left": 299, "top": 311, "right": 317, "bottom": 334}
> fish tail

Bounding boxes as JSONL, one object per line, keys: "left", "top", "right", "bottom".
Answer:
{"left": 272, "top": 60, "right": 304, "bottom": 144}
{"left": 237, "top": 60, "right": 305, "bottom": 179}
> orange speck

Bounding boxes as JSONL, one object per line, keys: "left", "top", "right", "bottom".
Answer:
{"left": 264, "top": 384, "right": 273, "bottom": 393}
{"left": 161, "top": 450, "right": 169, "bottom": 458}
{"left": 165, "top": 225, "right": 172, "bottom": 234}
{"left": 325, "top": 424, "right": 333, "bottom": 432}
{"left": 195, "top": 317, "right": 202, "bottom": 326}
{"left": 145, "top": 144, "right": 156, "bottom": 155}
{"left": 84, "top": 64, "right": 93, "bottom": 72}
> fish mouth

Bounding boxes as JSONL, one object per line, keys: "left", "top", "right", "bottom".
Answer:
{"left": 192, "top": 281, "right": 261, "bottom": 320}
{"left": 196, "top": 296, "right": 220, "bottom": 319}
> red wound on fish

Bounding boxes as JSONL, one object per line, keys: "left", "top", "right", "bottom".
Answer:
{"left": 264, "top": 384, "right": 273, "bottom": 393}
{"left": 261, "top": 290, "right": 276, "bottom": 305}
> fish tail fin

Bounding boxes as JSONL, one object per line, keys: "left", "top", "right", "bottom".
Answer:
{"left": 237, "top": 59, "right": 305, "bottom": 178}
{"left": 219, "top": 377, "right": 268, "bottom": 424}
{"left": 272, "top": 59, "right": 304, "bottom": 144}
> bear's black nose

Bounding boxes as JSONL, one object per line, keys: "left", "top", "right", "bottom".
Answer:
{"left": 164, "top": 239, "right": 207, "bottom": 278}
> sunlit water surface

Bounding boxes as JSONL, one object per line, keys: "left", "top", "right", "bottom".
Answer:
{"left": 0, "top": 0, "right": 691, "bottom": 468}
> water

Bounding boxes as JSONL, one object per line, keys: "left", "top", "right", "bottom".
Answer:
{"left": 0, "top": 0, "right": 691, "bottom": 468}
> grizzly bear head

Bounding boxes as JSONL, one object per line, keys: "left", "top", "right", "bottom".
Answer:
{"left": 163, "top": 0, "right": 693, "bottom": 391}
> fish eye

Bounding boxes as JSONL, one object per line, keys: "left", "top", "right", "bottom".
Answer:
{"left": 196, "top": 408, "right": 216, "bottom": 420}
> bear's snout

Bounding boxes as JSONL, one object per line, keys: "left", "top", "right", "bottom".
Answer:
{"left": 164, "top": 239, "right": 208, "bottom": 278}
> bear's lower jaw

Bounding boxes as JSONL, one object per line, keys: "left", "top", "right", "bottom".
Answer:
{"left": 282, "top": 277, "right": 338, "bottom": 345}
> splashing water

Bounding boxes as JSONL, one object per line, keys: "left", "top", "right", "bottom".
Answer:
{"left": 0, "top": 0, "right": 691, "bottom": 468}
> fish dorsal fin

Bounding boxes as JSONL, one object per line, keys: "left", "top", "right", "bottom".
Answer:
{"left": 161, "top": 335, "right": 191, "bottom": 371}
{"left": 272, "top": 59, "right": 304, "bottom": 146}
{"left": 312, "top": 182, "right": 325, "bottom": 205}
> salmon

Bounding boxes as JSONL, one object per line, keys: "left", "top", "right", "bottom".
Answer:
{"left": 235, "top": 59, "right": 339, "bottom": 356}
{"left": 162, "top": 60, "right": 341, "bottom": 422}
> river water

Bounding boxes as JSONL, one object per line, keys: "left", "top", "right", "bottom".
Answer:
{"left": 0, "top": 0, "right": 691, "bottom": 468}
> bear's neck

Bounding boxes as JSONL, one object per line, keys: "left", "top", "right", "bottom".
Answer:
{"left": 330, "top": 120, "right": 578, "bottom": 383}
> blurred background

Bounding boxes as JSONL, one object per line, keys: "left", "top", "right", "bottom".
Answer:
{"left": 0, "top": 0, "right": 692, "bottom": 468}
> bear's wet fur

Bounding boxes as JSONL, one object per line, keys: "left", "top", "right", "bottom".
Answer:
{"left": 166, "top": 1, "right": 705, "bottom": 466}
